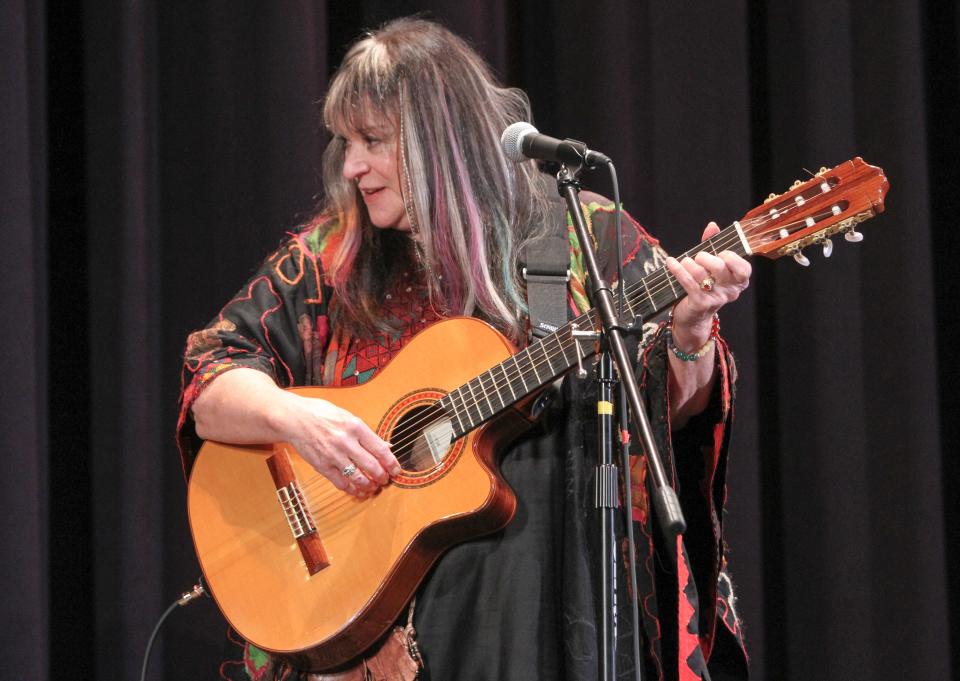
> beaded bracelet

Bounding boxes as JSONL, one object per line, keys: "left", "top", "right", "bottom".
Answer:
{"left": 667, "top": 311, "right": 720, "bottom": 362}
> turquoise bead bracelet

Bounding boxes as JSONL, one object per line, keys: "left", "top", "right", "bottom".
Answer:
{"left": 667, "top": 311, "right": 720, "bottom": 362}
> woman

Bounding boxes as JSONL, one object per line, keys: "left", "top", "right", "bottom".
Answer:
{"left": 178, "top": 17, "right": 751, "bottom": 681}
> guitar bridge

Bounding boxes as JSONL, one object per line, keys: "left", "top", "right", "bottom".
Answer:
{"left": 267, "top": 448, "right": 330, "bottom": 575}
{"left": 276, "top": 482, "right": 316, "bottom": 539}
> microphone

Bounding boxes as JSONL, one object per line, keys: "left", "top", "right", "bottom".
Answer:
{"left": 500, "top": 122, "right": 611, "bottom": 167}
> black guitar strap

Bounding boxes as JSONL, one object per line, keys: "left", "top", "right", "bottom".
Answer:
{"left": 520, "top": 226, "right": 570, "bottom": 340}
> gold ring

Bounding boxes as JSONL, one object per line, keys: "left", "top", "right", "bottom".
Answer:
{"left": 699, "top": 276, "right": 715, "bottom": 292}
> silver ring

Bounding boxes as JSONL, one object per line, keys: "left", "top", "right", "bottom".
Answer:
{"left": 341, "top": 463, "right": 358, "bottom": 478}
{"left": 699, "top": 276, "right": 715, "bottom": 292}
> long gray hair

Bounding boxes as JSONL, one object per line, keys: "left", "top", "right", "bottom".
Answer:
{"left": 320, "top": 17, "right": 554, "bottom": 341}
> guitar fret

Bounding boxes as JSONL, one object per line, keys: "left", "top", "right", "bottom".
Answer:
{"left": 585, "top": 310, "right": 599, "bottom": 335}
{"left": 484, "top": 370, "right": 505, "bottom": 411}
{"left": 442, "top": 395, "right": 463, "bottom": 435}
{"left": 452, "top": 396, "right": 465, "bottom": 434}
{"left": 528, "top": 346, "right": 542, "bottom": 384}
{"left": 659, "top": 284, "right": 678, "bottom": 311}
{"left": 666, "top": 271, "right": 678, "bottom": 297}
{"left": 500, "top": 362, "right": 516, "bottom": 401}
{"left": 642, "top": 281, "right": 657, "bottom": 313}
{"left": 476, "top": 374, "right": 490, "bottom": 415}
{"left": 623, "top": 288, "right": 637, "bottom": 318}
{"left": 546, "top": 332, "right": 569, "bottom": 374}
{"left": 454, "top": 387, "right": 472, "bottom": 431}
{"left": 474, "top": 377, "right": 493, "bottom": 418}
{"left": 634, "top": 271, "right": 669, "bottom": 321}
{"left": 444, "top": 391, "right": 457, "bottom": 431}
{"left": 541, "top": 335, "right": 558, "bottom": 378}
{"left": 538, "top": 340, "right": 555, "bottom": 378}
{"left": 514, "top": 354, "right": 529, "bottom": 393}
{"left": 561, "top": 331, "right": 576, "bottom": 370}
{"left": 556, "top": 329, "right": 573, "bottom": 368}
{"left": 465, "top": 379, "right": 482, "bottom": 423}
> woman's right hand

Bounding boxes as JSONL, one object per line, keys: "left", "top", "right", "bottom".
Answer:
{"left": 192, "top": 368, "right": 399, "bottom": 498}
{"left": 280, "top": 393, "right": 400, "bottom": 497}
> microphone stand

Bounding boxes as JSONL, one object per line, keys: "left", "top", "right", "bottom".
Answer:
{"left": 556, "top": 164, "right": 686, "bottom": 681}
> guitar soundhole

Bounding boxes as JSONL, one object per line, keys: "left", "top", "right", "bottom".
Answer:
{"left": 391, "top": 404, "right": 451, "bottom": 473}
{"left": 379, "top": 390, "right": 464, "bottom": 487}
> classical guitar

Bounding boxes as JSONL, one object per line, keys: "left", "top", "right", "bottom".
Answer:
{"left": 187, "top": 157, "right": 889, "bottom": 671}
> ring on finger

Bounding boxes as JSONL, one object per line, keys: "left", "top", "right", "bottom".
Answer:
{"left": 341, "top": 462, "right": 358, "bottom": 478}
{"left": 699, "top": 276, "right": 716, "bottom": 292}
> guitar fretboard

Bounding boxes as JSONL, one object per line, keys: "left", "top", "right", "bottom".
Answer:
{"left": 437, "top": 222, "right": 751, "bottom": 436}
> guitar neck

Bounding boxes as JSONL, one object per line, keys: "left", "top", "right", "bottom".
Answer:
{"left": 439, "top": 223, "right": 751, "bottom": 437}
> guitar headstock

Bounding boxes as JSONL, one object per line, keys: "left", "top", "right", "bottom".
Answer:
{"left": 740, "top": 157, "right": 889, "bottom": 264}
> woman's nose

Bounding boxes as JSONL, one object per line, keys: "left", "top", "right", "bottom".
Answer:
{"left": 342, "top": 146, "right": 369, "bottom": 181}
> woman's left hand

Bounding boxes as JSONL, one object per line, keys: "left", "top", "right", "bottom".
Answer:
{"left": 665, "top": 221, "right": 752, "bottom": 350}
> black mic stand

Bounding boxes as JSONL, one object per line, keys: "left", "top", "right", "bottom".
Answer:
{"left": 556, "top": 164, "right": 686, "bottom": 681}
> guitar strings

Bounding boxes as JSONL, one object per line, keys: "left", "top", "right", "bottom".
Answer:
{"left": 308, "top": 226, "right": 756, "bottom": 478}
{"left": 294, "top": 225, "right": 753, "bottom": 501}
{"left": 264, "top": 225, "right": 754, "bottom": 529}
{"left": 381, "top": 225, "right": 750, "bottom": 445}
{"left": 306, "top": 192, "right": 842, "bottom": 493}
{"left": 379, "top": 193, "right": 833, "bottom": 457}
{"left": 424, "top": 196, "right": 835, "bottom": 437}
{"left": 298, "top": 218, "right": 762, "bottom": 489}
{"left": 266, "top": 195, "right": 838, "bottom": 530}
{"left": 376, "top": 224, "right": 751, "bottom": 451}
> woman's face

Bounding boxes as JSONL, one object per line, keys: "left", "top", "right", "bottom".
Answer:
{"left": 340, "top": 116, "right": 411, "bottom": 232}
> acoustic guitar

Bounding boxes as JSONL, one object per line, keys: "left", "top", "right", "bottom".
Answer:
{"left": 188, "top": 157, "right": 889, "bottom": 671}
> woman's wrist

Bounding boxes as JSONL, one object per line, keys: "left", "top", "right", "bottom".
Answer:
{"left": 670, "top": 301, "right": 716, "bottom": 346}
{"left": 667, "top": 309, "right": 719, "bottom": 361}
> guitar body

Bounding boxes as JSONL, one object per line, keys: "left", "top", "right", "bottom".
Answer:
{"left": 188, "top": 318, "right": 530, "bottom": 670}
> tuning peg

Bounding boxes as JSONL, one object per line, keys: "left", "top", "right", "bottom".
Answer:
{"left": 791, "top": 179, "right": 803, "bottom": 189}
{"left": 793, "top": 250, "right": 811, "bottom": 266}
{"left": 821, "top": 238, "right": 833, "bottom": 257}
{"left": 844, "top": 228, "right": 864, "bottom": 243}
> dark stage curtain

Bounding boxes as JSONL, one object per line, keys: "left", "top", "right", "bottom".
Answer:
{"left": 3, "top": 1, "right": 958, "bottom": 679}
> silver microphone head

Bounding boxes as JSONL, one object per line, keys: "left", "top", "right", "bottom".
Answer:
{"left": 500, "top": 122, "right": 538, "bottom": 162}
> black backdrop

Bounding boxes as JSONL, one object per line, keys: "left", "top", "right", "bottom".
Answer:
{"left": 4, "top": 2, "right": 959, "bottom": 680}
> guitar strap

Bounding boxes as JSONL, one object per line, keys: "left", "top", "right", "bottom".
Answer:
{"left": 520, "top": 215, "right": 571, "bottom": 340}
